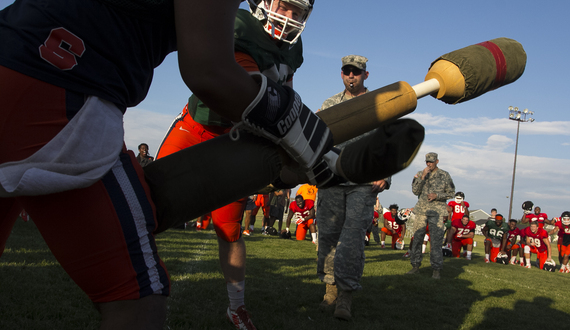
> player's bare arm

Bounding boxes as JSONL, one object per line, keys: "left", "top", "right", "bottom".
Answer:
{"left": 446, "top": 227, "right": 457, "bottom": 244}
{"left": 306, "top": 208, "right": 315, "bottom": 221}
{"left": 544, "top": 238, "right": 553, "bottom": 260}
{"left": 174, "top": 0, "right": 259, "bottom": 122}
{"left": 481, "top": 226, "right": 489, "bottom": 239}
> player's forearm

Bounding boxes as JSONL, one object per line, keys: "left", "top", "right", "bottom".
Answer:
{"left": 175, "top": 0, "right": 258, "bottom": 122}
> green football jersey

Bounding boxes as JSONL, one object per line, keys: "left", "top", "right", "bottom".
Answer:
{"left": 484, "top": 220, "right": 509, "bottom": 239}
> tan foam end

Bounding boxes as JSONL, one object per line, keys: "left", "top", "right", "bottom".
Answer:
{"left": 424, "top": 60, "right": 465, "bottom": 101}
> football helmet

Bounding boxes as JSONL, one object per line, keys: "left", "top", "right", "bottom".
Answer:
{"left": 496, "top": 252, "right": 509, "bottom": 265}
{"left": 454, "top": 191, "right": 465, "bottom": 203}
{"left": 280, "top": 229, "right": 292, "bottom": 239}
{"left": 543, "top": 259, "right": 556, "bottom": 272}
{"left": 266, "top": 227, "right": 278, "bottom": 236}
{"left": 395, "top": 239, "right": 405, "bottom": 250}
{"left": 397, "top": 208, "right": 412, "bottom": 223}
{"left": 561, "top": 211, "right": 570, "bottom": 225}
{"left": 522, "top": 200, "right": 534, "bottom": 214}
{"left": 249, "top": 0, "right": 314, "bottom": 44}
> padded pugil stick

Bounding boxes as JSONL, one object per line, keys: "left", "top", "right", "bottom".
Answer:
{"left": 318, "top": 38, "right": 527, "bottom": 142}
{"left": 425, "top": 37, "right": 527, "bottom": 104}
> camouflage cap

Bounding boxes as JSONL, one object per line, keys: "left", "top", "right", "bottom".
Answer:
{"left": 341, "top": 55, "right": 368, "bottom": 70}
{"left": 425, "top": 152, "right": 438, "bottom": 162}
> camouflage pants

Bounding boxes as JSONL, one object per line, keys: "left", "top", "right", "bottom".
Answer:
{"left": 410, "top": 210, "right": 445, "bottom": 270}
{"left": 316, "top": 185, "right": 376, "bottom": 291}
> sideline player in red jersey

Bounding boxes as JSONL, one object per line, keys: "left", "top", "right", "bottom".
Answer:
{"left": 522, "top": 206, "right": 548, "bottom": 229}
{"left": 522, "top": 221, "right": 554, "bottom": 269}
{"left": 447, "top": 191, "right": 470, "bottom": 222}
{"left": 504, "top": 219, "right": 524, "bottom": 265}
{"left": 548, "top": 212, "right": 570, "bottom": 273}
{"left": 283, "top": 195, "right": 316, "bottom": 242}
{"left": 445, "top": 214, "right": 475, "bottom": 260}
{"left": 381, "top": 204, "right": 406, "bottom": 249}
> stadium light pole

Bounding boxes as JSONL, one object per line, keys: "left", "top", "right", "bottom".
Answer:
{"left": 507, "top": 106, "right": 535, "bottom": 221}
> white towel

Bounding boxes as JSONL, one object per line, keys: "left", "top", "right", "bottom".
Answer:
{"left": 0, "top": 96, "right": 124, "bottom": 197}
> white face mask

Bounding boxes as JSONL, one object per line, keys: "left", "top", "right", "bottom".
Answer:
{"left": 455, "top": 197, "right": 463, "bottom": 203}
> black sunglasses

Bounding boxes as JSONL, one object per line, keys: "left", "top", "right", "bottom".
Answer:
{"left": 342, "top": 66, "right": 363, "bottom": 76}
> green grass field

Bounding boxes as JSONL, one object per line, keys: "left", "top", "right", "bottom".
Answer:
{"left": 1, "top": 218, "right": 569, "bottom": 330}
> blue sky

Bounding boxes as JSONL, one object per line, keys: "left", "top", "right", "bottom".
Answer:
{"left": 3, "top": 0, "right": 569, "bottom": 219}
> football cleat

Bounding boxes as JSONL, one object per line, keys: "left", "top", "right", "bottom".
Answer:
{"left": 403, "top": 251, "right": 411, "bottom": 258}
{"left": 525, "top": 264, "right": 532, "bottom": 269}
{"left": 381, "top": 243, "right": 386, "bottom": 249}
{"left": 543, "top": 260, "right": 556, "bottom": 272}
{"left": 485, "top": 258, "right": 490, "bottom": 264}
{"left": 466, "top": 254, "right": 472, "bottom": 261}
{"left": 242, "top": 230, "right": 251, "bottom": 236}
{"left": 227, "top": 305, "right": 257, "bottom": 330}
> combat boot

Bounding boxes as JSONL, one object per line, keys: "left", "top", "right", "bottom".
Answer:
{"left": 406, "top": 266, "right": 420, "bottom": 275}
{"left": 319, "top": 284, "right": 337, "bottom": 311}
{"left": 432, "top": 269, "right": 441, "bottom": 279}
{"left": 334, "top": 290, "right": 352, "bottom": 320}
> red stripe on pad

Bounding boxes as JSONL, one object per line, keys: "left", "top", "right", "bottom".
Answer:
{"left": 477, "top": 41, "right": 507, "bottom": 89}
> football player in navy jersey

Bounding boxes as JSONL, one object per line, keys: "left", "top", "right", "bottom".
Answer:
{"left": 0, "top": 1, "right": 328, "bottom": 329}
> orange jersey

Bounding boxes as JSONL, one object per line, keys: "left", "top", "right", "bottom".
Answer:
{"left": 296, "top": 184, "right": 317, "bottom": 202}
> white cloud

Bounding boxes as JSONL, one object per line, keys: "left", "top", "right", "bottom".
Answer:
{"left": 123, "top": 108, "right": 176, "bottom": 156}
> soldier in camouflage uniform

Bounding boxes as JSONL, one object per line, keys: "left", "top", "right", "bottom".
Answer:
{"left": 316, "top": 55, "right": 391, "bottom": 320}
{"left": 407, "top": 152, "right": 455, "bottom": 279}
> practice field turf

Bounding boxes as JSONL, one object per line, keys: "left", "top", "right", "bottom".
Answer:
{"left": 1, "top": 218, "right": 569, "bottom": 330}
